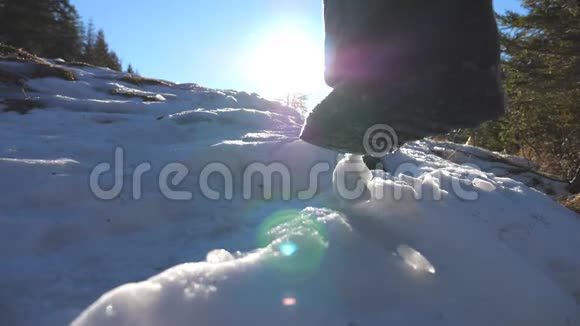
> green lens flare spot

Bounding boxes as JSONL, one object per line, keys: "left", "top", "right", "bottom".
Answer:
{"left": 257, "top": 210, "right": 329, "bottom": 280}
{"left": 279, "top": 242, "right": 298, "bottom": 256}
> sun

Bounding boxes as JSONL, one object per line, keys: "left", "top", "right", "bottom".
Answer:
{"left": 245, "top": 26, "right": 326, "bottom": 99}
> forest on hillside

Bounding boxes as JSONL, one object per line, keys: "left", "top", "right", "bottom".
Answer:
{"left": 0, "top": 0, "right": 129, "bottom": 71}
{"left": 463, "top": 0, "right": 578, "bottom": 191}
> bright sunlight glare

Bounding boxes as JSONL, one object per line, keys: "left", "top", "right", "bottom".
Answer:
{"left": 244, "top": 26, "right": 327, "bottom": 100}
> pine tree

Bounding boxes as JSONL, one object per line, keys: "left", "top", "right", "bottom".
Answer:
{"left": 82, "top": 20, "right": 96, "bottom": 63}
{"left": 0, "top": 0, "right": 83, "bottom": 60}
{"left": 499, "top": 0, "right": 579, "bottom": 184}
{"left": 107, "top": 50, "right": 122, "bottom": 71}
{"left": 92, "top": 30, "right": 109, "bottom": 66}
{"left": 49, "top": 0, "right": 82, "bottom": 59}
{"left": 0, "top": 0, "right": 7, "bottom": 44}
{"left": 0, "top": 0, "right": 57, "bottom": 55}
{"left": 127, "top": 64, "right": 134, "bottom": 74}
{"left": 90, "top": 29, "right": 121, "bottom": 71}
{"left": 0, "top": 0, "right": 124, "bottom": 69}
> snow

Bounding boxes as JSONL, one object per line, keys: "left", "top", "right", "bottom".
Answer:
{"left": 427, "top": 141, "right": 570, "bottom": 197}
{"left": 1, "top": 59, "right": 579, "bottom": 326}
{"left": 396, "top": 245, "right": 436, "bottom": 274}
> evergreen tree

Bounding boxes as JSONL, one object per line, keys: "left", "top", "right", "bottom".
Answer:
{"left": 107, "top": 50, "right": 122, "bottom": 71}
{"left": 92, "top": 30, "right": 109, "bottom": 66}
{"left": 0, "top": 0, "right": 7, "bottom": 43}
{"left": 0, "top": 0, "right": 124, "bottom": 69}
{"left": 91, "top": 29, "right": 121, "bottom": 71}
{"left": 1, "top": 0, "right": 57, "bottom": 55}
{"left": 82, "top": 20, "right": 96, "bottom": 63}
{"left": 127, "top": 64, "right": 134, "bottom": 74}
{"left": 498, "top": 0, "right": 579, "bottom": 183}
{"left": 0, "top": 0, "right": 82, "bottom": 60}
{"left": 49, "top": 0, "right": 82, "bottom": 59}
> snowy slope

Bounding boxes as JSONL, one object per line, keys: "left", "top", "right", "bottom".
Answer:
{"left": 1, "top": 58, "right": 579, "bottom": 326}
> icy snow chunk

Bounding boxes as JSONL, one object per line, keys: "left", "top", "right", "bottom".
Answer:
{"left": 109, "top": 82, "right": 167, "bottom": 101}
{"left": 206, "top": 249, "right": 234, "bottom": 264}
{"left": 0, "top": 157, "right": 79, "bottom": 167}
{"left": 362, "top": 169, "right": 448, "bottom": 213}
{"left": 419, "top": 172, "right": 447, "bottom": 201}
{"left": 105, "top": 305, "right": 116, "bottom": 318}
{"left": 397, "top": 245, "right": 436, "bottom": 274}
{"left": 212, "top": 140, "right": 269, "bottom": 147}
{"left": 333, "top": 154, "right": 372, "bottom": 203}
{"left": 473, "top": 178, "right": 496, "bottom": 192}
{"left": 0, "top": 157, "right": 79, "bottom": 166}
{"left": 241, "top": 132, "right": 287, "bottom": 142}
{"left": 183, "top": 283, "right": 218, "bottom": 300}
{"left": 367, "top": 177, "right": 420, "bottom": 205}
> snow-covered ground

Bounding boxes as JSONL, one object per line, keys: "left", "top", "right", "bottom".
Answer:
{"left": 1, "top": 58, "right": 579, "bottom": 326}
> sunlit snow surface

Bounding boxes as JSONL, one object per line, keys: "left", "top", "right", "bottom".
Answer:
{"left": 0, "top": 60, "right": 579, "bottom": 326}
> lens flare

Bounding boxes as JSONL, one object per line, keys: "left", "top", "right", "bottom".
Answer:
{"left": 280, "top": 242, "right": 298, "bottom": 256}
{"left": 257, "top": 210, "right": 329, "bottom": 280}
{"left": 282, "top": 297, "right": 297, "bottom": 306}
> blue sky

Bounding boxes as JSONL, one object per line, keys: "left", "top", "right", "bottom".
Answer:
{"left": 72, "top": 0, "right": 524, "bottom": 104}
